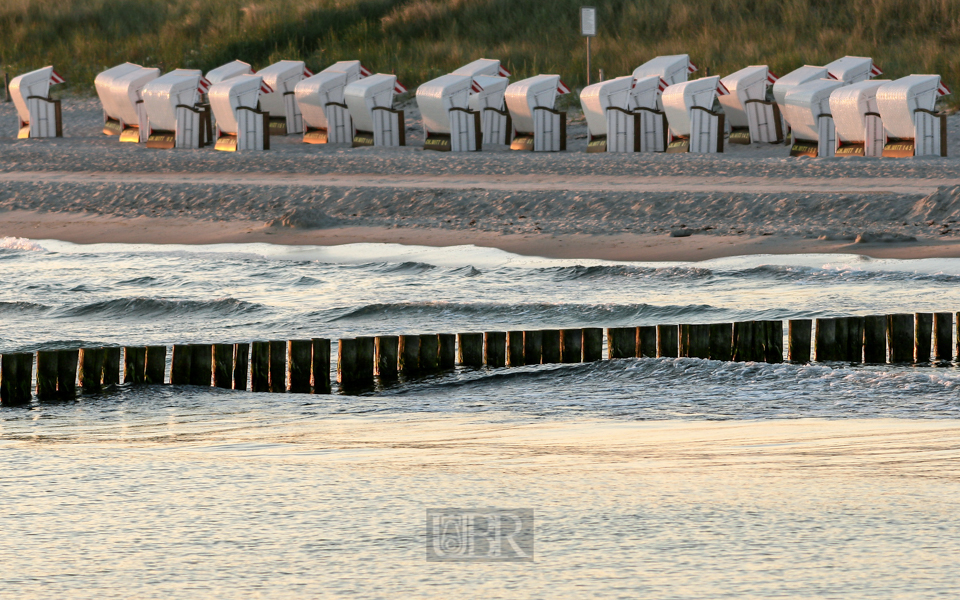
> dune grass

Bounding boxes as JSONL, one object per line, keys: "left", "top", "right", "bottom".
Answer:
{"left": 2, "top": 0, "right": 960, "bottom": 106}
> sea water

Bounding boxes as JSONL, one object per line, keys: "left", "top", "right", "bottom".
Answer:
{"left": 1, "top": 239, "right": 959, "bottom": 598}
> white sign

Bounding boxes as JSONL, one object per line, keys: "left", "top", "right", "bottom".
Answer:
{"left": 581, "top": 6, "right": 596, "bottom": 37}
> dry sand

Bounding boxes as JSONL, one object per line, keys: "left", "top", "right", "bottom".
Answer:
{"left": 3, "top": 97, "right": 960, "bottom": 260}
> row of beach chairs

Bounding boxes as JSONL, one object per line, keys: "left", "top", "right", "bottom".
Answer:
{"left": 7, "top": 55, "right": 951, "bottom": 157}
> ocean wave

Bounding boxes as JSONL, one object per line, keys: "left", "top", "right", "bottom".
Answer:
{"left": 0, "top": 301, "right": 51, "bottom": 314}
{"left": 740, "top": 264, "right": 960, "bottom": 284}
{"left": 0, "top": 237, "right": 46, "bottom": 252}
{"left": 538, "top": 264, "right": 715, "bottom": 281}
{"left": 374, "top": 261, "right": 437, "bottom": 274}
{"left": 54, "top": 297, "right": 265, "bottom": 319}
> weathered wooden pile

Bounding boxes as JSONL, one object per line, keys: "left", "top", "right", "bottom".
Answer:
{"left": 0, "top": 313, "right": 956, "bottom": 404}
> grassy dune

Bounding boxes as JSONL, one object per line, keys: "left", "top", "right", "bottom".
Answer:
{"left": 2, "top": 0, "right": 959, "bottom": 105}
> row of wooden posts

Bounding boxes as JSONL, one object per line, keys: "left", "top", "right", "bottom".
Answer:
{"left": 0, "top": 313, "right": 956, "bottom": 404}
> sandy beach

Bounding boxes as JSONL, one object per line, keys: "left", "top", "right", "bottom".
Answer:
{"left": 3, "top": 98, "right": 960, "bottom": 259}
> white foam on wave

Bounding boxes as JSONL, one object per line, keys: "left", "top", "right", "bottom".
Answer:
{"left": 0, "top": 237, "right": 46, "bottom": 251}
{"left": 22, "top": 237, "right": 960, "bottom": 275}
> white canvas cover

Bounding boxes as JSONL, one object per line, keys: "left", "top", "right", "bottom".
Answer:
{"left": 206, "top": 60, "right": 252, "bottom": 85}
{"left": 580, "top": 76, "right": 632, "bottom": 137}
{"left": 10, "top": 66, "right": 54, "bottom": 123}
{"left": 661, "top": 76, "right": 720, "bottom": 136}
{"left": 876, "top": 75, "right": 941, "bottom": 140}
{"left": 782, "top": 79, "right": 844, "bottom": 141}
{"left": 719, "top": 66, "right": 769, "bottom": 128}
{"left": 830, "top": 79, "right": 889, "bottom": 142}
{"left": 344, "top": 73, "right": 398, "bottom": 133}
{"left": 505, "top": 74, "right": 561, "bottom": 134}
{"left": 469, "top": 75, "right": 509, "bottom": 111}
{"left": 632, "top": 55, "right": 693, "bottom": 86}
{"left": 95, "top": 63, "right": 159, "bottom": 126}
{"left": 773, "top": 65, "right": 828, "bottom": 107}
{"left": 296, "top": 71, "right": 350, "bottom": 130}
{"left": 628, "top": 75, "right": 664, "bottom": 110}
{"left": 209, "top": 75, "right": 263, "bottom": 135}
{"left": 417, "top": 74, "right": 473, "bottom": 135}
{"left": 825, "top": 56, "right": 874, "bottom": 84}
{"left": 321, "top": 60, "right": 366, "bottom": 84}
{"left": 257, "top": 60, "right": 306, "bottom": 117}
{"left": 452, "top": 58, "right": 503, "bottom": 77}
{"left": 141, "top": 69, "right": 203, "bottom": 132}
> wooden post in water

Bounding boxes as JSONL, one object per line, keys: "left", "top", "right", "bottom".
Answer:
{"left": 583, "top": 328, "right": 603, "bottom": 362}
{"left": 249, "top": 342, "right": 269, "bottom": 391}
{"left": 102, "top": 347, "right": 121, "bottom": 387}
{"left": 560, "top": 329, "right": 583, "bottom": 363}
{"left": 709, "top": 323, "right": 733, "bottom": 361}
{"left": 287, "top": 339, "right": 312, "bottom": 393}
{"left": 933, "top": 313, "right": 953, "bottom": 361}
{"left": 375, "top": 336, "right": 399, "bottom": 380}
{"left": 337, "top": 339, "right": 358, "bottom": 387}
{"left": 1, "top": 353, "right": 32, "bottom": 404}
{"left": 145, "top": 345, "right": 166, "bottom": 384}
{"left": 733, "top": 322, "right": 752, "bottom": 362}
{"left": 171, "top": 344, "right": 192, "bottom": 385}
{"left": 36, "top": 350, "right": 58, "bottom": 399}
{"left": 846, "top": 317, "right": 864, "bottom": 363}
{"left": 57, "top": 349, "right": 78, "bottom": 398}
{"left": 541, "top": 330, "right": 561, "bottom": 363}
{"left": 457, "top": 333, "right": 484, "bottom": 367}
{"left": 124, "top": 346, "right": 146, "bottom": 384}
{"left": 268, "top": 340, "right": 285, "bottom": 392}
{"left": 485, "top": 332, "right": 507, "bottom": 367}
{"left": 209, "top": 344, "right": 231, "bottom": 389}
{"left": 863, "top": 316, "right": 887, "bottom": 363}
{"left": 356, "top": 337, "right": 375, "bottom": 384}
{"left": 687, "top": 325, "right": 711, "bottom": 359}
{"left": 419, "top": 334, "right": 440, "bottom": 372}
{"left": 311, "top": 338, "right": 331, "bottom": 393}
{"left": 814, "top": 318, "right": 836, "bottom": 362}
{"left": 606, "top": 327, "right": 637, "bottom": 359}
{"left": 190, "top": 344, "right": 213, "bottom": 387}
{"left": 439, "top": 334, "right": 456, "bottom": 369}
{"left": 399, "top": 335, "right": 421, "bottom": 374}
{"left": 638, "top": 326, "right": 657, "bottom": 358}
{"left": 234, "top": 343, "right": 249, "bottom": 390}
{"left": 834, "top": 317, "right": 850, "bottom": 361}
{"left": 523, "top": 331, "right": 542, "bottom": 365}
{"left": 79, "top": 347, "right": 104, "bottom": 394}
{"left": 763, "top": 321, "right": 783, "bottom": 363}
{"left": 657, "top": 325, "right": 679, "bottom": 358}
{"left": 915, "top": 313, "right": 933, "bottom": 363}
{"left": 788, "top": 320, "right": 812, "bottom": 362}
{"left": 507, "top": 331, "right": 525, "bottom": 366}
{"left": 887, "top": 314, "right": 914, "bottom": 363}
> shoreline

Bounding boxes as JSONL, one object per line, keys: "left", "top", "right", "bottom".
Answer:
{"left": 5, "top": 210, "right": 960, "bottom": 261}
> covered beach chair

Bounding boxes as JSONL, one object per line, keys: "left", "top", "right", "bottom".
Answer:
{"left": 772, "top": 65, "right": 828, "bottom": 108}
{"left": 257, "top": 60, "right": 311, "bottom": 136}
{"left": 295, "top": 60, "right": 369, "bottom": 144}
{"left": 416, "top": 74, "right": 482, "bottom": 151}
{"left": 829, "top": 79, "right": 890, "bottom": 157}
{"left": 206, "top": 60, "right": 253, "bottom": 86}
{"left": 94, "top": 63, "right": 160, "bottom": 142}
{"left": 452, "top": 59, "right": 512, "bottom": 145}
{"left": 505, "top": 74, "right": 570, "bottom": 151}
{"left": 662, "top": 76, "right": 727, "bottom": 153}
{"left": 579, "top": 76, "right": 632, "bottom": 152}
{"left": 782, "top": 79, "right": 844, "bottom": 156}
{"left": 720, "top": 65, "right": 783, "bottom": 144}
{"left": 626, "top": 75, "right": 669, "bottom": 152}
{"left": 825, "top": 56, "right": 882, "bottom": 84}
{"left": 343, "top": 73, "right": 408, "bottom": 147}
{"left": 877, "top": 75, "right": 950, "bottom": 157}
{"left": 209, "top": 74, "right": 271, "bottom": 152}
{"left": 140, "top": 69, "right": 212, "bottom": 149}
{"left": 632, "top": 55, "right": 696, "bottom": 88}
{"left": 10, "top": 66, "right": 65, "bottom": 139}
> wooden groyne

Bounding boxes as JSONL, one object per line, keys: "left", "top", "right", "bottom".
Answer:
{"left": 1, "top": 313, "right": 958, "bottom": 404}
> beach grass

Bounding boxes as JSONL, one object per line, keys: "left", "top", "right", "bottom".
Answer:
{"left": 2, "top": 0, "right": 959, "bottom": 106}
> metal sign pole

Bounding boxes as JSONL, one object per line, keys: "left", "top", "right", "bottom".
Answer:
{"left": 581, "top": 6, "right": 596, "bottom": 88}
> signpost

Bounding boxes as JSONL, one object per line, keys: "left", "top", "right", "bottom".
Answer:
{"left": 581, "top": 6, "right": 596, "bottom": 86}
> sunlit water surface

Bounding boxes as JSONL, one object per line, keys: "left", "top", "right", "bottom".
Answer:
{"left": 1, "top": 239, "right": 959, "bottom": 598}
